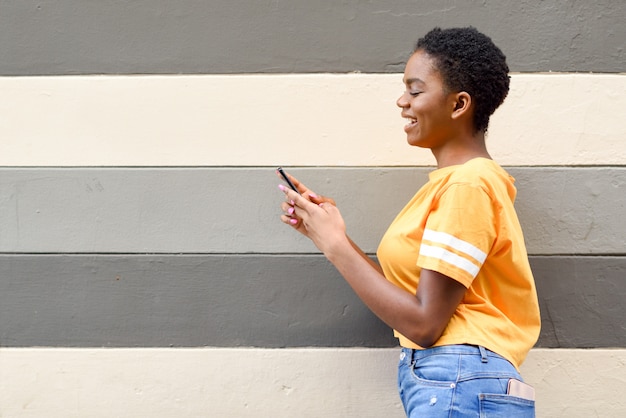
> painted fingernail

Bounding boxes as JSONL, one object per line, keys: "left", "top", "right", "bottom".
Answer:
{"left": 287, "top": 207, "right": 294, "bottom": 215}
{"left": 289, "top": 218, "right": 298, "bottom": 225}
{"left": 278, "top": 184, "right": 286, "bottom": 191}
{"left": 290, "top": 200, "right": 295, "bottom": 205}
{"left": 308, "top": 192, "right": 318, "bottom": 198}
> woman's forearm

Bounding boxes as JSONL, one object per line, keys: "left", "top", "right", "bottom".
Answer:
{"left": 324, "top": 238, "right": 444, "bottom": 347}
{"left": 346, "top": 235, "right": 384, "bottom": 275}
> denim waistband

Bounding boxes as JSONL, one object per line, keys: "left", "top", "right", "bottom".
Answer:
{"left": 401, "top": 344, "right": 504, "bottom": 364}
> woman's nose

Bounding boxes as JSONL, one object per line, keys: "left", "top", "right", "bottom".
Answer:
{"left": 397, "top": 93, "right": 408, "bottom": 108}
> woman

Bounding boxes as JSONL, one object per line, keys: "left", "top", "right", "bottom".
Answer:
{"left": 278, "top": 27, "right": 540, "bottom": 417}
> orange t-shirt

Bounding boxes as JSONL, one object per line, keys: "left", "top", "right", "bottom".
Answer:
{"left": 377, "top": 158, "right": 540, "bottom": 369}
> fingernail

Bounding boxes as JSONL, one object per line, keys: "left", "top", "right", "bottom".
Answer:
{"left": 290, "top": 200, "right": 295, "bottom": 205}
{"left": 289, "top": 218, "right": 298, "bottom": 225}
{"left": 278, "top": 184, "right": 286, "bottom": 191}
{"left": 288, "top": 207, "right": 294, "bottom": 215}
{"left": 308, "top": 192, "right": 318, "bottom": 198}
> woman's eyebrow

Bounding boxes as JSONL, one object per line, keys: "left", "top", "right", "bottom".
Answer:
{"left": 403, "top": 77, "right": 425, "bottom": 86}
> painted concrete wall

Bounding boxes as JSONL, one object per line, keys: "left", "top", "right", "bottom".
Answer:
{"left": 1, "top": 74, "right": 624, "bottom": 166}
{"left": 1, "top": 1, "right": 625, "bottom": 417}
{"left": 2, "top": 348, "right": 625, "bottom": 417}
{"left": 1, "top": 1, "right": 624, "bottom": 74}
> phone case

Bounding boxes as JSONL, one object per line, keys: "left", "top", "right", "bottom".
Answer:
{"left": 507, "top": 379, "right": 535, "bottom": 401}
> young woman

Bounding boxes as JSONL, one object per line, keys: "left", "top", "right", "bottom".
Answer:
{"left": 278, "top": 27, "right": 540, "bottom": 417}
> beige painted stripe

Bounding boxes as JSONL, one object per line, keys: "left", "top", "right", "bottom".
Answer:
{"left": 0, "top": 348, "right": 624, "bottom": 417}
{"left": 0, "top": 74, "right": 623, "bottom": 167}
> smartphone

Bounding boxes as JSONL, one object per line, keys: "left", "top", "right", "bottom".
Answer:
{"left": 507, "top": 379, "right": 535, "bottom": 401}
{"left": 277, "top": 167, "right": 300, "bottom": 194}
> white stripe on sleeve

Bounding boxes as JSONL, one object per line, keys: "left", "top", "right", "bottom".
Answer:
{"left": 419, "top": 244, "right": 481, "bottom": 278}
{"left": 422, "top": 229, "right": 487, "bottom": 264}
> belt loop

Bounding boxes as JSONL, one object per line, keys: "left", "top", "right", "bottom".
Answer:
{"left": 478, "top": 346, "right": 488, "bottom": 363}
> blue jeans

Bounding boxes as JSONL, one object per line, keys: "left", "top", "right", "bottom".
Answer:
{"left": 398, "top": 345, "right": 535, "bottom": 417}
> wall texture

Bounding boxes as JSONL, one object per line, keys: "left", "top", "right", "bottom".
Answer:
{"left": 1, "top": 1, "right": 625, "bottom": 417}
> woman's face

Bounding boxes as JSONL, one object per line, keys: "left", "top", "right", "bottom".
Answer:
{"left": 397, "top": 50, "right": 456, "bottom": 150}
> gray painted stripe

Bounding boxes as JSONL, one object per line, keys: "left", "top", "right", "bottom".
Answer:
{"left": 1, "top": 1, "right": 624, "bottom": 75}
{"left": 1, "top": 167, "right": 624, "bottom": 255}
{"left": 0, "top": 254, "right": 393, "bottom": 348}
{"left": 532, "top": 256, "right": 626, "bottom": 349}
{"left": 1, "top": 255, "right": 623, "bottom": 348}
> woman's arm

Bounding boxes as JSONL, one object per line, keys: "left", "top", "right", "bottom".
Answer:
{"left": 279, "top": 186, "right": 467, "bottom": 347}
{"left": 346, "top": 236, "right": 384, "bottom": 275}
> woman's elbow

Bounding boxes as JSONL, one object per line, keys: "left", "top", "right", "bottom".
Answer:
{"left": 405, "top": 326, "right": 444, "bottom": 348}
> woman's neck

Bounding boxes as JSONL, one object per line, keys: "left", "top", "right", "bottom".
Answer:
{"left": 432, "top": 131, "right": 490, "bottom": 168}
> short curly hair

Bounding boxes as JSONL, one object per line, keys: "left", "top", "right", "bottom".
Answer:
{"left": 415, "top": 27, "right": 510, "bottom": 133}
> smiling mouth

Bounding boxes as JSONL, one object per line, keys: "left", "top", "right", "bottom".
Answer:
{"left": 404, "top": 118, "right": 418, "bottom": 130}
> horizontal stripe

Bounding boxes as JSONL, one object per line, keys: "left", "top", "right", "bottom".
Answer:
{"left": 1, "top": 255, "right": 624, "bottom": 348}
{"left": 419, "top": 244, "right": 481, "bottom": 278}
{"left": 0, "top": 254, "right": 393, "bottom": 348}
{"left": 1, "top": 1, "right": 623, "bottom": 75}
{"left": 531, "top": 256, "right": 626, "bottom": 349}
{"left": 1, "top": 167, "right": 624, "bottom": 255}
{"left": 0, "top": 348, "right": 403, "bottom": 418}
{"left": 423, "top": 229, "right": 487, "bottom": 263}
{"left": 0, "top": 348, "right": 624, "bottom": 418}
{"left": 0, "top": 74, "right": 623, "bottom": 166}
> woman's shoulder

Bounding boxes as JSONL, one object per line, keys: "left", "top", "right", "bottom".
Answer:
{"left": 434, "top": 158, "right": 515, "bottom": 201}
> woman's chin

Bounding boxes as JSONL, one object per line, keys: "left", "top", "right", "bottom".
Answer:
{"left": 406, "top": 136, "right": 429, "bottom": 149}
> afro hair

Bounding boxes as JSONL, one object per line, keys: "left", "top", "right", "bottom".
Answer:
{"left": 415, "top": 27, "right": 510, "bottom": 133}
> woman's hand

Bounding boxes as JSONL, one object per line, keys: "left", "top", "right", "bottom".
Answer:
{"left": 276, "top": 169, "right": 336, "bottom": 206}
{"left": 278, "top": 182, "right": 348, "bottom": 256}
{"left": 277, "top": 169, "right": 336, "bottom": 236}
{"left": 277, "top": 169, "right": 349, "bottom": 258}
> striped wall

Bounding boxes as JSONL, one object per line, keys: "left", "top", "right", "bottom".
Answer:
{"left": 1, "top": 1, "right": 625, "bottom": 417}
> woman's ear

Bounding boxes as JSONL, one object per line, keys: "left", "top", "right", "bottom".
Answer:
{"left": 451, "top": 91, "right": 472, "bottom": 120}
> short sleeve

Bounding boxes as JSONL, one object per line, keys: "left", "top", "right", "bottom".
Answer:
{"left": 417, "top": 183, "right": 497, "bottom": 287}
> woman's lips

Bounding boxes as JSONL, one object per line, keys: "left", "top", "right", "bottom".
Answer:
{"left": 404, "top": 118, "right": 418, "bottom": 132}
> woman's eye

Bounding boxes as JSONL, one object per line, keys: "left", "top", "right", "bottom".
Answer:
{"left": 409, "top": 91, "right": 421, "bottom": 97}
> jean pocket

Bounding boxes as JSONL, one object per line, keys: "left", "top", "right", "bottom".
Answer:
{"left": 479, "top": 393, "right": 535, "bottom": 417}
{"left": 409, "top": 358, "right": 457, "bottom": 387}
